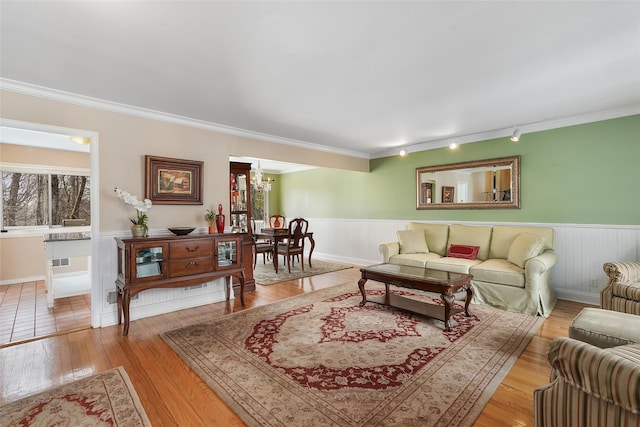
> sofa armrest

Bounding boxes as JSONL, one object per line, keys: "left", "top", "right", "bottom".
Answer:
{"left": 379, "top": 242, "right": 400, "bottom": 263}
{"left": 525, "top": 250, "right": 558, "bottom": 276}
{"left": 546, "top": 337, "right": 640, "bottom": 413}
{"left": 604, "top": 262, "right": 640, "bottom": 284}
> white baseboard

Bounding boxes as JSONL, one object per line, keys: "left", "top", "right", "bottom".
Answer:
{"left": 555, "top": 289, "right": 600, "bottom": 306}
{"left": 0, "top": 275, "right": 45, "bottom": 286}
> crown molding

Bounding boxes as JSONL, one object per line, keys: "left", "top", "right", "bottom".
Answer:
{"left": 0, "top": 78, "right": 370, "bottom": 159}
{"left": 3, "top": 78, "right": 638, "bottom": 161}
{"left": 372, "top": 104, "right": 640, "bottom": 158}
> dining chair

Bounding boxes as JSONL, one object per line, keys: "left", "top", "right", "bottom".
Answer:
{"left": 269, "top": 215, "right": 286, "bottom": 228}
{"left": 251, "top": 219, "right": 273, "bottom": 267}
{"left": 276, "top": 218, "right": 309, "bottom": 273}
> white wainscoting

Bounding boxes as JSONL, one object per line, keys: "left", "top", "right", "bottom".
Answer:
{"left": 302, "top": 219, "right": 640, "bottom": 306}
{"left": 92, "top": 221, "right": 639, "bottom": 328}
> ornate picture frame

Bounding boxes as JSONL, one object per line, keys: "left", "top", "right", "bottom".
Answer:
{"left": 442, "top": 186, "right": 455, "bottom": 203}
{"left": 145, "top": 155, "right": 203, "bottom": 204}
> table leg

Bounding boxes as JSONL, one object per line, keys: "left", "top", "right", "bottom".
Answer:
{"left": 358, "top": 277, "right": 368, "bottom": 306}
{"left": 46, "top": 259, "right": 54, "bottom": 308}
{"left": 464, "top": 283, "right": 473, "bottom": 317}
{"left": 441, "top": 292, "right": 455, "bottom": 332}
{"left": 307, "top": 234, "right": 315, "bottom": 268}
{"left": 273, "top": 238, "right": 279, "bottom": 273}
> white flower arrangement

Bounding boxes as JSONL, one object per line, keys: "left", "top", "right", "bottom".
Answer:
{"left": 114, "top": 187, "right": 152, "bottom": 226}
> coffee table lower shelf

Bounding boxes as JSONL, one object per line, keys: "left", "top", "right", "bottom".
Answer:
{"left": 365, "top": 293, "right": 462, "bottom": 323}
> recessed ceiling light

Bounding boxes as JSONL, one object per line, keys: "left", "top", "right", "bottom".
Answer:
{"left": 70, "top": 136, "right": 90, "bottom": 145}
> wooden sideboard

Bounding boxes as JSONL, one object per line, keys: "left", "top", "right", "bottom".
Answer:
{"left": 115, "top": 232, "right": 255, "bottom": 336}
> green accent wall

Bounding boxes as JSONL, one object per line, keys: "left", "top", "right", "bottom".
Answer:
{"left": 277, "top": 115, "right": 640, "bottom": 225}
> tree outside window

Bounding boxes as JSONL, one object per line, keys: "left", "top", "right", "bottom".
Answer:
{"left": 2, "top": 171, "right": 90, "bottom": 228}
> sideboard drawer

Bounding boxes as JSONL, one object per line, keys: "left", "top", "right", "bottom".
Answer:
{"left": 170, "top": 239, "right": 213, "bottom": 259}
{"left": 169, "top": 257, "right": 214, "bottom": 278}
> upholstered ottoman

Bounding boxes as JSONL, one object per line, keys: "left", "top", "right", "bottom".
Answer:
{"left": 569, "top": 307, "right": 640, "bottom": 348}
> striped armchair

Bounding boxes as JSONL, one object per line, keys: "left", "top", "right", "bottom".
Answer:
{"left": 533, "top": 337, "right": 640, "bottom": 427}
{"left": 601, "top": 262, "right": 640, "bottom": 315}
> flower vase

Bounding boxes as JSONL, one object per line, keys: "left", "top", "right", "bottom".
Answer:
{"left": 216, "top": 204, "right": 225, "bottom": 233}
{"left": 208, "top": 221, "right": 216, "bottom": 234}
{"left": 131, "top": 224, "right": 146, "bottom": 238}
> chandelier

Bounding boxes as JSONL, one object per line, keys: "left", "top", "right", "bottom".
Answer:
{"left": 252, "top": 162, "right": 273, "bottom": 192}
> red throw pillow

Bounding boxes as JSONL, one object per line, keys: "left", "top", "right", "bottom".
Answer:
{"left": 448, "top": 244, "right": 480, "bottom": 260}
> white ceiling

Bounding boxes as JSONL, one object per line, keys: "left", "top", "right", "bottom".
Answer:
{"left": 1, "top": 1, "right": 639, "bottom": 159}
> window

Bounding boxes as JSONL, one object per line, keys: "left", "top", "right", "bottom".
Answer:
{"left": 251, "top": 188, "right": 268, "bottom": 223}
{"left": 2, "top": 170, "right": 90, "bottom": 228}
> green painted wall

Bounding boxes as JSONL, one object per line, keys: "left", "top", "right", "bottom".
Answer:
{"left": 277, "top": 115, "right": 639, "bottom": 225}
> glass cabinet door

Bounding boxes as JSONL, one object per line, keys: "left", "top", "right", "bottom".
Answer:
{"left": 132, "top": 243, "right": 166, "bottom": 280}
{"left": 216, "top": 238, "right": 239, "bottom": 269}
{"left": 230, "top": 163, "right": 250, "bottom": 233}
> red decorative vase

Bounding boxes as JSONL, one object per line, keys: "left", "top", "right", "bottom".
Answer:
{"left": 216, "top": 203, "right": 225, "bottom": 233}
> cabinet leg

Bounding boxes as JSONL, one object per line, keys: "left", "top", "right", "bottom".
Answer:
{"left": 117, "top": 288, "right": 122, "bottom": 325}
{"left": 239, "top": 270, "right": 246, "bottom": 307}
{"left": 122, "top": 291, "right": 131, "bottom": 336}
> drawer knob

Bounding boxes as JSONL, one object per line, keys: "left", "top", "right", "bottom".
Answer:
{"left": 187, "top": 261, "right": 198, "bottom": 267}
{"left": 186, "top": 246, "right": 199, "bottom": 252}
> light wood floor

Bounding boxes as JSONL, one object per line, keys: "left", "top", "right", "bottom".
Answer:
{"left": 0, "top": 281, "right": 91, "bottom": 345}
{"left": 0, "top": 267, "right": 590, "bottom": 426}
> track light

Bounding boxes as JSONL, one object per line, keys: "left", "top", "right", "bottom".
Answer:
{"left": 399, "top": 148, "right": 407, "bottom": 156}
{"left": 510, "top": 127, "right": 522, "bottom": 142}
{"left": 449, "top": 142, "right": 458, "bottom": 150}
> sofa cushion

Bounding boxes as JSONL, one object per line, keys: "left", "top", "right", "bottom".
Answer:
{"left": 397, "top": 229, "right": 429, "bottom": 254}
{"left": 448, "top": 224, "right": 492, "bottom": 261}
{"left": 389, "top": 252, "right": 441, "bottom": 268}
{"left": 407, "top": 222, "right": 449, "bottom": 256}
{"left": 490, "top": 225, "right": 555, "bottom": 259}
{"left": 448, "top": 244, "right": 480, "bottom": 260}
{"left": 426, "top": 257, "right": 482, "bottom": 274}
{"left": 470, "top": 259, "right": 526, "bottom": 288}
{"left": 507, "top": 233, "right": 545, "bottom": 268}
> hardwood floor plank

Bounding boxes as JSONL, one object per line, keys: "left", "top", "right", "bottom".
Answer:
{"left": 0, "top": 267, "right": 593, "bottom": 425}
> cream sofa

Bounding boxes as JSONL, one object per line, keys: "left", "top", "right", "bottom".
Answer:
{"left": 379, "top": 222, "right": 558, "bottom": 317}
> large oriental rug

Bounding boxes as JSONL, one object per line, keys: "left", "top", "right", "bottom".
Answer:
{"left": 0, "top": 367, "right": 151, "bottom": 427}
{"left": 253, "top": 258, "right": 352, "bottom": 285}
{"left": 162, "top": 282, "right": 544, "bottom": 426}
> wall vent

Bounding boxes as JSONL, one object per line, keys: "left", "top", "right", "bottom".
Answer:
{"left": 52, "top": 258, "right": 70, "bottom": 267}
{"left": 185, "top": 284, "right": 206, "bottom": 291}
{"left": 106, "top": 291, "right": 139, "bottom": 305}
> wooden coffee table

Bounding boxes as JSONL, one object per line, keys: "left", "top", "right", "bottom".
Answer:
{"left": 358, "top": 263, "right": 473, "bottom": 331}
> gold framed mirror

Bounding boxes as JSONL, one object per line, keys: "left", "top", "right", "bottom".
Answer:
{"left": 416, "top": 156, "right": 520, "bottom": 209}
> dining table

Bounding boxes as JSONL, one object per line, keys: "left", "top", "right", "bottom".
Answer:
{"left": 254, "top": 227, "right": 315, "bottom": 273}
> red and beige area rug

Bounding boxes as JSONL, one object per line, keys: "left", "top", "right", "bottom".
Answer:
{"left": 162, "top": 282, "right": 544, "bottom": 426}
{"left": 253, "top": 259, "right": 353, "bottom": 285}
{"left": 0, "top": 366, "right": 151, "bottom": 427}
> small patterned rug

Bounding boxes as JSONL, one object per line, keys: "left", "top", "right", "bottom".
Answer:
{"left": 253, "top": 258, "right": 353, "bottom": 285}
{"left": 162, "top": 282, "right": 544, "bottom": 426}
{"left": 0, "top": 366, "right": 151, "bottom": 427}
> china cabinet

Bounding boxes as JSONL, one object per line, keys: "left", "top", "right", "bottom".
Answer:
{"left": 115, "top": 233, "right": 254, "bottom": 336}
{"left": 230, "top": 161, "right": 252, "bottom": 234}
